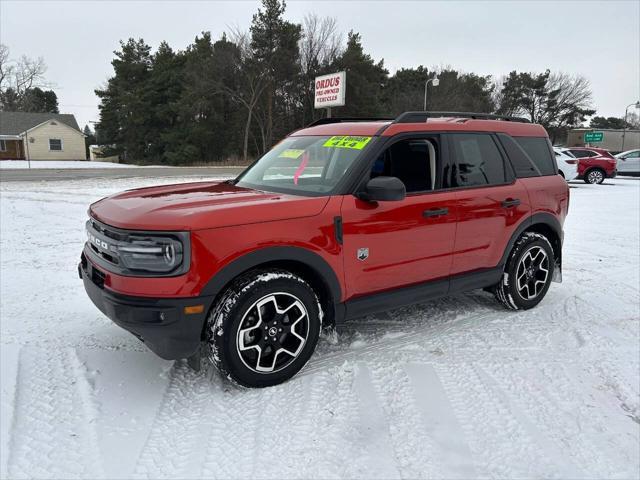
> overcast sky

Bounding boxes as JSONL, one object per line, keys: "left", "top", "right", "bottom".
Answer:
{"left": 2, "top": 0, "right": 639, "bottom": 129}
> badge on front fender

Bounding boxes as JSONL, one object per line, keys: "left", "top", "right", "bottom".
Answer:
{"left": 357, "top": 248, "right": 369, "bottom": 261}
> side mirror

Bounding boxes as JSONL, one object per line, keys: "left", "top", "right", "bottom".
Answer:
{"left": 357, "top": 176, "right": 406, "bottom": 202}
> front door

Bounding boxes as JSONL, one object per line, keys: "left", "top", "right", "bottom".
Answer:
{"left": 618, "top": 150, "right": 640, "bottom": 173}
{"left": 341, "top": 136, "right": 457, "bottom": 299}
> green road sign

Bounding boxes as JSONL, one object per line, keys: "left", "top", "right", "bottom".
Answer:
{"left": 584, "top": 131, "right": 604, "bottom": 143}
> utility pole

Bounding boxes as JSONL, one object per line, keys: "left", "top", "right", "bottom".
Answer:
{"left": 622, "top": 101, "right": 640, "bottom": 152}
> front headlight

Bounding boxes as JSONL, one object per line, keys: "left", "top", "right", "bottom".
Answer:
{"left": 85, "top": 219, "right": 190, "bottom": 276}
{"left": 118, "top": 235, "right": 184, "bottom": 273}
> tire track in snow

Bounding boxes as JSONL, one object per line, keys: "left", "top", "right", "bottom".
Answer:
{"left": 7, "top": 347, "right": 104, "bottom": 479}
{"left": 133, "top": 361, "right": 213, "bottom": 479}
{"left": 483, "top": 360, "right": 636, "bottom": 479}
{"left": 240, "top": 367, "right": 362, "bottom": 479}
{"left": 364, "top": 363, "right": 441, "bottom": 479}
{"left": 349, "top": 363, "right": 401, "bottom": 479}
{"left": 303, "top": 310, "right": 496, "bottom": 376}
{"left": 404, "top": 363, "right": 478, "bottom": 479}
{"left": 199, "top": 377, "right": 263, "bottom": 479}
{"left": 473, "top": 363, "right": 586, "bottom": 478}
{"left": 0, "top": 344, "right": 20, "bottom": 480}
{"left": 434, "top": 361, "right": 555, "bottom": 479}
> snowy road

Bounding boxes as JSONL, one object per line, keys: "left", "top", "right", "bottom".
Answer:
{"left": 1, "top": 176, "right": 638, "bottom": 479}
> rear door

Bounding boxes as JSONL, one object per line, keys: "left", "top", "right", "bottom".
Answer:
{"left": 444, "top": 133, "right": 531, "bottom": 275}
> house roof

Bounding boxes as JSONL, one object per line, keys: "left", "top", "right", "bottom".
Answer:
{"left": 0, "top": 111, "right": 81, "bottom": 135}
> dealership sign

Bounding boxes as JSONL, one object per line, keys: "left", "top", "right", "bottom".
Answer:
{"left": 314, "top": 71, "right": 346, "bottom": 109}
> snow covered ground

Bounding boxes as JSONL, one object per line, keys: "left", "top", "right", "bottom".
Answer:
{"left": 0, "top": 176, "right": 638, "bottom": 479}
{"left": 0, "top": 160, "right": 143, "bottom": 169}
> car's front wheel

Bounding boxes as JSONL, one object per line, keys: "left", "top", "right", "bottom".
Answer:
{"left": 584, "top": 168, "right": 605, "bottom": 184}
{"left": 494, "top": 232, "right": 555, "bottom": 310}
{"left": 206, "top": 269, "right": 321, "bottom": 388}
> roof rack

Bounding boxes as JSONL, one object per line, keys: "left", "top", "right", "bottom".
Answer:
{"left": 393, "top": 111, "right": 530, "bottom": 124}
{"left": 307, "top": 117, "right": 393, "bottom": 127}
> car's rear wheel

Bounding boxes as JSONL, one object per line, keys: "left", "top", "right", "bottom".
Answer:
{"left": 206, "top": 269, "right": 321, "bottom": 388}
{"left": 584, "top": 168, "right": 605, "bottom": 184}
{"left": 494, "top": 232, "right": 555, "bottom": 310}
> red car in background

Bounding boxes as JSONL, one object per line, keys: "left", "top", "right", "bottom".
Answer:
{"left": 565, "top": 147, "right": 617, "bottom": 184}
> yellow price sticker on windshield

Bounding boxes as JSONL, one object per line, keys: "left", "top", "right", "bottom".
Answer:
{"left": 279, "top": 149, "right": 305, "bottom": 159}
{"left": 323, "top": 136, "right": 372, "bottom": 150}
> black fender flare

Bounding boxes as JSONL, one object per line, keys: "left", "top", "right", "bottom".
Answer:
{"left": 499, "top": 213, "right": 563, "bottom": 267}
{"left": 200, "top": 246, "right": 343, "bottom": 307}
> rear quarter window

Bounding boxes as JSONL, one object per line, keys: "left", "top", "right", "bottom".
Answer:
{"left": 514, "top": 137, "right": 557, "bottom": 176}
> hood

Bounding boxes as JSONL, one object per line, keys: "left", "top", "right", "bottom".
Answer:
{"left": 89, "top": 181, "right": 330, "bottom": 231}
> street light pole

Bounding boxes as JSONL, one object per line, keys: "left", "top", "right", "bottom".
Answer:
{"left": 423, "top": 77, "right": 440, "bottom": 111}
{"left": 621, "top": 100, "right": 640, "bottom": 152}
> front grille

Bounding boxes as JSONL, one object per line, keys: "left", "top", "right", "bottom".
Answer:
{"left": 90, "top": 220, "right": 127, "bottom": 242}
{"left": 92, "top": 267, "right": 106, "bottom": 288}
{"left": 89, "top": 242, "right": 119, "bottom": 265}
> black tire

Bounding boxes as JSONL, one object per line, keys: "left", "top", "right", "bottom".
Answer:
{"left": 494, "top": 232, "right": 555, "bottom": 310}
{"left": 206, "top": 269, "right": 321, "bottom": 388}
{"left": 584, "top": 168, "right": 605, "bottom": 184}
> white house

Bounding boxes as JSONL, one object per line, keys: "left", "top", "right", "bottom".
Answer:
{"left": 0, "top": 111, "right": 86, "bottom": 161}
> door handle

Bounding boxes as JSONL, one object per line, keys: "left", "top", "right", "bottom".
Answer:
{"left": 501, "top": 198, "right": 521, "bottom": 208}
{"left": 423, "top": 207, "right": 449, "bottom": 218}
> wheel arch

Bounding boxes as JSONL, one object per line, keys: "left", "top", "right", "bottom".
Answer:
{"left": 500, "top": 213, "right": 563, "bottom": 268}
{"left": 200, "top": 246, "right": 343, "bottom": 330}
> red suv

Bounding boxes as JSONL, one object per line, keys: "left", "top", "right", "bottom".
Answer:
{"left": 80, "top": 111, "right": 569, "bottom": 387}
{"left": 565, "top": 147, "right": 617, "bottom": 184}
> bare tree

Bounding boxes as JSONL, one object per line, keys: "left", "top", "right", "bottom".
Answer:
{"left": 0, "top": 44, "right": 13, "bottom": 92}
{"left": 224, "top": 29, "right": 268, "bottom": 161}
{"left": 299, "top": 14, "right": 342, "bottom": 122}
{"left": 14, "top": 55, "right": 48, "bottom": 94}
{"left": 540, "top": 72, "right": 594, "bottom": 128}
{"left": 0, "top": 44, "right": 50, "bottom": 110}
{"left": 496, "top": 70, "right": 594, "bottom": 129}
{"left": 300, "top": 14, "right": 340, "bottom": 75}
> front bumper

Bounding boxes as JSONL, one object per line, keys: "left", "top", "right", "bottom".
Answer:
{"left": 79, "top": 255, "right": 213, "bottom": 360}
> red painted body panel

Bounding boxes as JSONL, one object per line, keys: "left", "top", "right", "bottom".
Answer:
{"left": 520, "top": 175, "right": 570, "bottom": 225}
{"left": 451, "top": 181, "right": 531, "bottom": 275}
{"left": 90, "top": 181, "right": 329, "bottom": 231}
{"left": 576, "top": 156, "right": 617, "bottom": 176}
{"left": 90, "top": 195, "right": 344, "bottom": 299}
{"left": 341, "top": 192, "right": 457, "bottom": 298}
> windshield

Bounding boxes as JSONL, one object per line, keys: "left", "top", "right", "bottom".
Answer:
{"left": 236, "top": 135, "right": 374, "bottom": 195}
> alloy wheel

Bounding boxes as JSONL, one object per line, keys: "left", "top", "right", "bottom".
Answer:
{"left": 236, "top": 292, "right": 309, "bottom": 373}
{"left": 516, "top": 246, "right": 550, "bottom": 300}
{"left": 588, "top": 170, "right": 604, "bottom": 184}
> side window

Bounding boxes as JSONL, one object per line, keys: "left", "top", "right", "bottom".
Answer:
{"left": 514, "top": 137, "right": 557, "bottom": 175}
{"left": 572, "top": 149, "right": 594, "bottom": 158}
{"left": 371, "top": 138, "right": 439, "bottom": 193}
{"left": 448, "top": 134, "right": 508, "bottom": 187}
{"left": 497, "top": 133, "right": 540, "bottom": 178}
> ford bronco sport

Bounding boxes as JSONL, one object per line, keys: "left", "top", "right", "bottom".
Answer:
{"left": 79, "top": 111, "right": 569, "bottom": 387}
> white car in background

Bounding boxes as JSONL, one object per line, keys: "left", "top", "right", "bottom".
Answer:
{"left": 615, "top": 149, "right": 640, "bottom": 176}
{"left": 553, "top": 147, "right": 579, "bottom": 181}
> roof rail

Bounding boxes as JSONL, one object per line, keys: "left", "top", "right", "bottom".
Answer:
{"left": 394, "top": 111, "right": 530, "bottom": 124}
{"left": 307, "top": 117, "right": 393, "bottom": 127}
